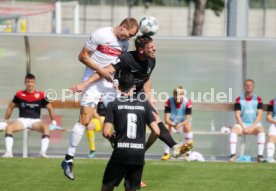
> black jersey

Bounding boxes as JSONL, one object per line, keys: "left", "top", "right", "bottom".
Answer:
{"left": 113, "top": 51, "right": 156, "bottom": 92}
{"left": 12, "top": 90, "right": 49, "bottom": 119}
{"left": 105, "top": 96, "right": 155, "bottom": 165}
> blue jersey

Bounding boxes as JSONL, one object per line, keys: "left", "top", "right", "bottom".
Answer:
{"left": 168, "top": 96, "right": 191, "bottom": 124}
{"left": 237, "top": 95, "right": 260, "bottom": 124}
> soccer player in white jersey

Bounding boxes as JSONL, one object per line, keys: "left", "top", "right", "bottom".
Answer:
{"left": 61, "top": 18, "right": 139, "bottom": 180}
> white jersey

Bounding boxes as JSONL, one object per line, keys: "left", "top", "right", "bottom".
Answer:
{"left": 82, "top": 27, "right": 129, "bottom": 81}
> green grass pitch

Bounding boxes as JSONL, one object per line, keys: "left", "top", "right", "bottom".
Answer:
{"left": 1, "top": 158, "right": 276, "bottom": 191}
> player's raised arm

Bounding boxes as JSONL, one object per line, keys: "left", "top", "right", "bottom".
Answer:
{"left": 78, "top": 47, "right": 113, "bottom": 82}
{"left": 70, "top": 64, "right": 115, "bottom": 93}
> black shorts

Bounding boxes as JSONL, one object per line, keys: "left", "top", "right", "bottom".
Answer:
{"left": 102, "top": 161, "right": 144, "bottom": 190}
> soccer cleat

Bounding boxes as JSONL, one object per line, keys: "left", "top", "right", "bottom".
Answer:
{"left": 49, "top": 124, "right": 63, "bottom": 131}
{"left": 61, "top": 160, "right": 75, "bottom": 180}
{"left": 161, "top": 153, "right": 171, "bottom": 160}
{"left": 257, "top": 155, "right": 265, "bottom": 163}
{"left": 172, "top": 141, "right": 193, "bottom": 158}
{"left": 39, "top": 153, "right": 49, "bottom": 158}
{"left": 1, "top": 152, "right": 13, "bottom": 158}
{"left": 87, "top": 151, "right": 96, "bottom": 159}
{"left": 140, "top": 181, "right": 146, "bottom": 188}
{"left": 229, "top": 154, "right": 236, "bottom": 162}
{"left": 266, "top": 157, "right": 276, "bottom": 163}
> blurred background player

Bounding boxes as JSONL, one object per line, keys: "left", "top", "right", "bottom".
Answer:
{"left": 101, "top": 72, "right": 160, "bottom": 191}
{"left": 61, "top": 18, "right": 139, "bottom": 180}
{"left": 229, "top": 79, "right": 265, "bottom": 162}
{"left": 266, "top": 97, "right": 276, "bottom": 163}
{"left": 1, "top": 73, "right": 58, "bottom": 158}
{"left": 161, "top": 86, "right": 193, "bottom": 160}
{"left": 86, "top": 101, "right": 106, "bottom": 158}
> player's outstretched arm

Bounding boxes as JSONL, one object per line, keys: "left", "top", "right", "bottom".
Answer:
{"left": 70, "top": 65, "right": 115, "bottom": 93}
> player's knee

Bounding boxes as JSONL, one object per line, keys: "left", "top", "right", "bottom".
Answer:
{"left": 231, "top": 125, "right": 240, "bottom": 133}
{"left": 5, "top": 124, "right": 15, "bottom": 134}
{"left": 256, "top": 126, "right": 264, "bottom": 132}
{"left": 183, "top": 125, "right": 192, "bottom": 132}
{"left": 80, "top": 113, "right": 92, "bottom": 126}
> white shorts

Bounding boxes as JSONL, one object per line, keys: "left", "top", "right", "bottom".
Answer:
{"left": 80, "top": 79, "right": 118, "bottom": 107}
{"left": 268, "top": 124, "right": 276, "bottom": 136}
{"left": 17, "top": 118, "right": 41, "bottom": 129}
{"left": 233, "top": 122, "right": 262, "bottom": 130}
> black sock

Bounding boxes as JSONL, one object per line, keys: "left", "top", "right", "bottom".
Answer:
{"left": 65, "top": 154, "right": 74, "bottom": 161}
{"left": 158, "top": 122, "right": 177, "bottom": 148}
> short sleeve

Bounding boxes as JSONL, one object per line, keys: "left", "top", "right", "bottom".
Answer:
{"left": 41, "top": 97, "right": 49, "bottom": 108}
{"left": 164, "top": 99, "right": 171, "bottom": 113}
{"left": 85, "top": 33, "right": 99, "bottom": 51}
{"left": 104, "top": 102, "right": 114, "bottom": 124}
{"left": 12, "top": 95, "right": 19, "bottom": 106}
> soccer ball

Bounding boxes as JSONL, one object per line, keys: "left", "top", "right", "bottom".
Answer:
{"left": 139, "top": 16, "right": 159, "bottom": 36}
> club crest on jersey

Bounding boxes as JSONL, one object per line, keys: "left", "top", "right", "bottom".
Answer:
{"left": 34, "top": 93, "right": 40, "bottom": 99}
{"left": 20, "top": 103, "right": 25, "bottom": 108}
{"left": 147, "top": 67, "right": 151, "bottom": 74}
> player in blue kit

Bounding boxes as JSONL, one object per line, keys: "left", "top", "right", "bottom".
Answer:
{"left": 161, "top": 86, "right": 193, "bottom": 160}
{"left": 265, "top": 98, "right": 276, "bottom": 163}
{"left": 229, "top": 79, "right": 265, "bottom": 162}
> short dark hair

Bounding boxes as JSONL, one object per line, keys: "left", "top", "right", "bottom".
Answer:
{"left": 118, "top": 72, "right": 135, "bottom": 92}
{"left": 25, "top": 73, "right": 36, "bottom": 80}
{"left": 135, "top": 35, "right": 153, "bottom": 49}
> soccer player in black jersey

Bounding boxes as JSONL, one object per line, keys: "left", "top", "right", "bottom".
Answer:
{"left": 71, "top": 35, "right": 193, "bottom": 157}
{"left": 101, "top": 72, "right": 160, "bottom": 191}
{"left": 1, "top": 73, "right": 58, "bottom": 158}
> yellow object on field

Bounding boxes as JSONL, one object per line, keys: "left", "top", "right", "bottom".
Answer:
{"left": 86, "top": 116, "right": 105, "bottom": 151}
{"left": 91, "top": 116, "right": 104, "bottom": 132}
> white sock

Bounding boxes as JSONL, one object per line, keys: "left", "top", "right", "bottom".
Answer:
{"left": 267, "top": 142, "right": 275, "bottom": 158}
{"left": 184, "top": 132, "right": 193, "bottom": 143}
{"left": 257, "top": 132, "right": 265, "bottom": 156}
{"left": 40, "top": 137, "right": 49, "bottom": 155}
{"left": 5, "top": 136, "right": 13, "bottom": 153}
{"left": 66, "top": 122, "right": 86, "bottom": 156}
{"left": 229, "top": 133, "right": 237, "bottom": 155}
{"left": 163, "top": 142, "right": 170, "bottom": 154}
